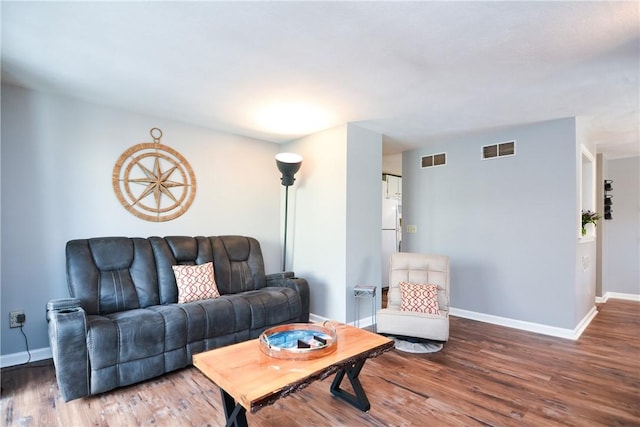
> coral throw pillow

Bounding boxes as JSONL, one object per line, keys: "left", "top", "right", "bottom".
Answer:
{"left": 399, "top": 282, "right": 441, "bottom": 314}
{"left": 172, "top": 262, "right": 221, "bottom": 303}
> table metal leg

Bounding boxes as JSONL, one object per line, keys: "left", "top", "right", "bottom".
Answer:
{"left": 221, "top": 388, "right": 248, "bottom": 427}
{"left": 329, "top": 359, "right": 371, "bottom": 412}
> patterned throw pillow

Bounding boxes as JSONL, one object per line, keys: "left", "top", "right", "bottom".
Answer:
{"left": 398, "top": 282, "right": 441, "bottom": 314}
{"left": 172, "top": 262, "right": 221, "bottom": 304}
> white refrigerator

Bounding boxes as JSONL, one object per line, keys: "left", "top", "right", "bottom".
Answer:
{"left": 381, "top": 186, "right": 402, "bottom": 288}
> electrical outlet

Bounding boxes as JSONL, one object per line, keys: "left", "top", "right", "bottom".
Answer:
{"left": 9, "top": 311, "right": 25, "bottom": 328}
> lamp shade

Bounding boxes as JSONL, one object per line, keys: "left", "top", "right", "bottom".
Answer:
{"left": 276, "top": 153, "right": 303, "bottom": 186}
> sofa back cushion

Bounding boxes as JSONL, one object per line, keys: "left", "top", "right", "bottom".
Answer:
{"left": 211, "top": 236, "right": 266, "bottom": 294}
{"left": 66, "top": 235, "right": 268, "bottom": 313}
{"left": 149, "top": 236, "right": 214, "bottom": 305}
{"left": 66, "top": 237, "right": 159, "bottom": 315}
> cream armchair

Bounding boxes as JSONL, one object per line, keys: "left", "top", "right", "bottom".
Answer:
{"left": 377, "top": 252, "right": 450, "bottom": 341}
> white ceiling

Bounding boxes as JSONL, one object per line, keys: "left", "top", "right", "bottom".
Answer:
{"left": 2, "top": 1, "right": 639, "bottom": 158}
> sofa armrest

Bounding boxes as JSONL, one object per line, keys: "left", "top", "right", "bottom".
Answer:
{"left": 266, "top": 273, "right": 310, "bottom": 322}
{"left": 266, "top": 271, "right": 295, "bottom": 280}
{"left": 46, "top": 298, "right": 90, "bottom": 401}
{"left": 46, "top": 298, "right": 82, "bottom": 314}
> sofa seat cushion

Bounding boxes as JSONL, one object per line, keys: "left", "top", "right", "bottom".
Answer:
{"left": 178, "top": 288, "right": 303, "bottom": 357}
{"left": 239, "top": 287, "right": 302, "bottom": 332}
{"left": 86, "top": 309, "right": 169, "bottom": 394}
{"left": 179, "top": 295, "right": 252, "bottom": 357}
{"left": 147, "top": 305, "right": 189, "bottom": 372}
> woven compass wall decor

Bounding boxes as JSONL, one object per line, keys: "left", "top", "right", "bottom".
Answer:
{"left": 112, "top": 128, "right": 197, "bottom": 222}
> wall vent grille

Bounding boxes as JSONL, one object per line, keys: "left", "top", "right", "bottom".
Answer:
{"left": 482, "top": 141, "right": 516, "bottom": 160}
{"left": 421, "top": 152, "right": 446, "bottom": 168}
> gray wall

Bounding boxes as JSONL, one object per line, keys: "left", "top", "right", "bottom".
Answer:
{"left": 402, "top": 118, "right": 582, "bottom": 329}
{"left": 1, "top": 84, "right": 282, "bottom": 357}
{"left": 602, "top": 156, "right": 640, "bottom": 296}
{"left": 596, "top": 154, "right": 606, "bottom": 297}
{"left": 345, "top": 124, "right": 383, "bottom": 322}
{"left": 285, "top": 125, "right": 349, "bottom": 321}
{"left": 285, "top": 124, "right": 382, "bottom": 324}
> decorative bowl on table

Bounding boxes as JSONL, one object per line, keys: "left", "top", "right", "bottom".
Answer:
{"left": 259, "top": 321, "right": 338, "bottom": 360}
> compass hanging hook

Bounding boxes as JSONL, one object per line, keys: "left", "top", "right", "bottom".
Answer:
{"left": 150, "top": 127, "right": 163, "bottom": 143}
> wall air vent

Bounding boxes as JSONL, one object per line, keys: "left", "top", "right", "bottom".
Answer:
{"left": 482, "top": 141, "right": 516, "bottom": 160}
{"left": 421, "top": 152, "right": 446, "bottom": 168}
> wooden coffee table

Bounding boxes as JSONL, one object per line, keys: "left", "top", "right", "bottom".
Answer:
{"left": 193, "top": 322, "right": 394, "bottom": 427}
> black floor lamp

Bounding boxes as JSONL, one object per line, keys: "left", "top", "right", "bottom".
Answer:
{"left": 276, "top": 152, "right": 303, "bottom": 272}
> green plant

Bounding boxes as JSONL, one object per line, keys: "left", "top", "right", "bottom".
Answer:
{"left": 581, "top": 210, "right": 602, "bottom": 228}
{"left": 581, "top": 210, "right": 602, "bottom": 235}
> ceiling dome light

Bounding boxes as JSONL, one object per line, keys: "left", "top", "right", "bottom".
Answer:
{"left": 255, "top": 103, "right": 332, "bottom": 136}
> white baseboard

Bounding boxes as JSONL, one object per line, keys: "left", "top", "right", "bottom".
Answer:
{"left": 309, "top": 312, "right": 375, "bottom": 328}
{"left": 574, "top": 306, "right": 599, "bottom": 339}
{"left": 308, "top": 312, "right": 328, "bottom": 323}
{"left": 353, "top": 314, "right": 375, "bottom": 328}
{"left": 598, "top": 292, "right": 640, "bottom": 303}
{"left": 449, "top": 305, "right": 599, "bottom": 341}
{"left": 1, "top": 347, "right": 52, "bottom": 368}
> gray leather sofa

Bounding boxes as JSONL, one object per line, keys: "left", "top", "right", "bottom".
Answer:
{"left": 46, "top": 235, "right": 310, "bottom": 402}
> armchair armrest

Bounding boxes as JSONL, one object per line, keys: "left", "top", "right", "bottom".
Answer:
{"left": 266, "top": 272, "right": 310, "bottom": 322}
{"left": 46, "top": 298, "right": 89, "bottom": 401}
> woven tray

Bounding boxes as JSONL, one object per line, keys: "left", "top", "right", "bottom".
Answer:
{"left": 259, "top": 321, "right": 338, "bottom": 360}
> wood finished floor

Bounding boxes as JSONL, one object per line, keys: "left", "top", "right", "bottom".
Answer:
{"left": 2, "top": 299, "right": 639, "bottom": 426}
